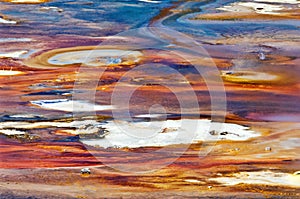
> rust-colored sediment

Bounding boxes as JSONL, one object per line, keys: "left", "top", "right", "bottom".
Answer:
{"left": 0, "top": 0, "right": 299, "bottom": 197}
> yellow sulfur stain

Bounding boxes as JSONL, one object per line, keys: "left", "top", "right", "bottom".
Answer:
{"left": 0, "top": 70, "right": 25, "bottom": 76}
{"left": 221, "top": 71, "right": 281, "bottom": 84}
